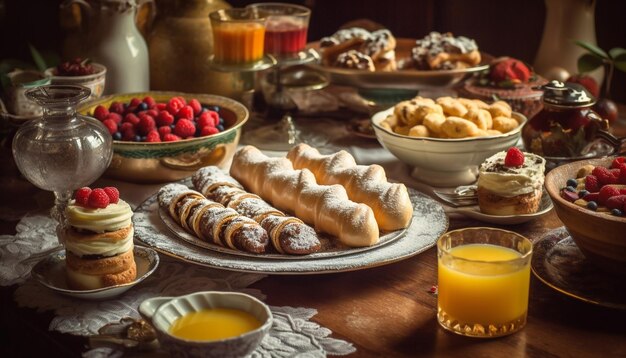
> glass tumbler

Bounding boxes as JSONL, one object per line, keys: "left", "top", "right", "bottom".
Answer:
{"left": 437, "top": 227, "right": 533, "bottom": 338}
{"left": 209, "top": 8, "right": 267, "bottom": 65}
{"left": 247, "top": 2, "right": 311, "bottom": 58}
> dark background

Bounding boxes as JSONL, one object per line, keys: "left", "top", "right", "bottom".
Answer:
{"left": 1, "top": 0, "right": 624, "bottom": 102}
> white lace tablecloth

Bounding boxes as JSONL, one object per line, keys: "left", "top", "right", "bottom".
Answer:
{"left": 0, "top": 214, "right": 355, "bottom": 357}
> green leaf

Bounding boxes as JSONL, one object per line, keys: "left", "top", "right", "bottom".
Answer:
{"left": 609, "top": 47, "right": 626, "bottom": 60}
{"left": 574, "top": 40, "right": 609, "bottom": 59}
{"left": 577, "top": 53, "right": 604, "bottom": 73}
{"left": 613, "top": 53, "right": 626, "bottom": 72}
{"left": 28, "top": 44, "right": 47, "bottom": 72}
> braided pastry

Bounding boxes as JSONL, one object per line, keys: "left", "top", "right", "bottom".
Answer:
{"left": 286, "top": 143, "right": 413, "bottom": 231}
{"left": 158, "top": 183, "right": 269, "bottom": 254}
{"left": 230, "top": 146, "right": 379, "bottom": 247}
{"left": 192, "top": 166, "right": 322, "bottom": 255}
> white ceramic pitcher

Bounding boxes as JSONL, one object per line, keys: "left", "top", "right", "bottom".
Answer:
{"left": 62, "top": 0, "right": 154, "bottom": 94}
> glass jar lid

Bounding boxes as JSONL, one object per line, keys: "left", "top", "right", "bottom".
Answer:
{"left": 539, "top": 80, "right": 596, "bottom": 108}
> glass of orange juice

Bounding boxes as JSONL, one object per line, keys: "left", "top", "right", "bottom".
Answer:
{"left": 437, "top": 227, "right": 532, "bottom": 338}
{"left": 209, "top": 8, "right": 267, "bottom": 65}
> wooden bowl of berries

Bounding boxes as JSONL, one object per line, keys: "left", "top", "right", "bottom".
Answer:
{"left": 79, "top": 91, "right": 248, "bottom": 183}
{"left": 545, "top": 156, "right": 626, "bottom": 274}
{"left": 45, "top": 58, "right": 107, "bottom": 99}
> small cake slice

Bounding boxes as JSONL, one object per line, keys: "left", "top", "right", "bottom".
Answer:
{"left": 59, "top": 187, "right": 136, "bottom": 290}
{"left": 477, "top": 147, "right": 546, "bottom": 215}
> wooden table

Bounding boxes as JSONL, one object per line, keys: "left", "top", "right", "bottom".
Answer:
{"left": 2, "top": 113, "right": 626, "bottom": 357}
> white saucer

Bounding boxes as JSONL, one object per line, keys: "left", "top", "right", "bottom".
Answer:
{"left": 446, "top": 192, "right": 553, "bottom": 225}
{"left": 31, "top": 245, "right": 160, "bottom": 300}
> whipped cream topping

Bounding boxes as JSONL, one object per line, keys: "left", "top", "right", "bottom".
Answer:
{"left": 66, "top": 199, "right": 133, "bottom": 233}
{"left": 63, "top": 227, "right": 134, "bottom": 257}
{"left": 477, "top": 151, "right": 546, "bottom": 197}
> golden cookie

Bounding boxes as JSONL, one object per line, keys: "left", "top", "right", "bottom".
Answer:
{"left": 408, "top": 125, "right": 430, "bottom": 137}
{"left": 489, "top": 100, "right": 512, "bottom": 118}
{"left": 422, "top": 112, "right": 446, "bottom": 135}
{"left": 492, "top": 116, "right": 518, "bottom": 133}
{"left": 436, "top": 97, "right": 468, "bottom": 117}
{"left": 441, "top": 116, "right": 479, "bottom": 138}
{"left": 464, "top": 108, "right": 493, "bottom": 130}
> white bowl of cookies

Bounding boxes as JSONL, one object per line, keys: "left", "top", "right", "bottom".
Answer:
{"left": 372, "top": 95, "right": 526, "bottom": 187}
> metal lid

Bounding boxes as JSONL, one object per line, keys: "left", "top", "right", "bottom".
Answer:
{"left": 539, "top": 80, "right": 596, "bottom": 108}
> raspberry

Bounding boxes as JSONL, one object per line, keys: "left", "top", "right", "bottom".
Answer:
{"left": 93, "top": 105, "right": 109, "bottom": 121}
{"left": 122, "top": 126, "right": 137, "bottom": 141}
{"left": 489, "top": 58, "right": 531, "bottom": 84}
{"left": 592, "top": 166, "right": 618, "bottom": 185}
{"left": 156, "top": 103, "right": 167, "bottom": 111}
{"left": 143, "top": 96, "right": 156, "bottom": 108}
{"left": 105, "top": 112, "right": 122, "bottom": 124}
{"left": 156, "top": 111, "right": 175, "bottom": 126}
{"left": 75, "top": 187, "right": 92, "bottom": 206}
{"left": 102, "top": 119, "right": 118, "bottom": 135}
{"left": 167, "top": 97, "right": 185, "bottom": 115}
{"left": 620, "top": 188, "right": 626, "bottom": 195}
{"left": 109, "top": 101, "right": 125, "bottom": 114}
{"left": 606, "top": 195, "right": 626, "bottom": 210}
{"left": 88, "top": 188, "right": 110, "bottom": 208}
{"left": 189, "top": 99, "right": 202, "bottom": 115}
{"left": 145, "top": 129, "right": 161, "bottom": 142}
{"left": 130, "top": 98, "right": 142, "bottom": 107}
{"left": 611, "top": 157, "right": 625, "bottom": 169}
{"left": 197, "top": 111, "right": 215, "bottom": 128}
{"left": 598, "top": 185, "right": 620, "bottom": 205}
{"left": 137, "top": 114, "right": 156, "bottom": 135}
{"left": 584, "top": 175, "right": 600, "bottom": 192}
{"left": 146, "top": 109, "right": 159, "bottom": 118}
{"left": 123, "top": 113, "right": 140, "bottom": 125}
{"left": 176, "top": 105, "right": 194, "bottom": 120}
{"left": 174, "top": 118, "right": 196, "bottom": 137}
{"left": 120, "top": 122, "right": 133, "bottom": 132}
{"left": 583, "top": 192, "right": 599, "bottom": 202}
{"left": 103, "top": 187, "right": 120, "bottom": 204}
{"left": 163, "top": 133, "right": 181, "bottom": 142}
{"left": 158, "top": 126, "right": 172, "bottom": 137}
{"left": 504, "top": 147, "right": 524, "bottom": 167}
{"left": 200, "top": 126, "right": 219, "bottom": 136}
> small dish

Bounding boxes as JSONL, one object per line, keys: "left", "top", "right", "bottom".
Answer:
{"left": 346, "top": 118, "right": 377, "bottom": 139}
{"left": 139, "top": 291, "right": 272, "bottom": 357}
{"left": 31, "top": 245, "right": 160, "bottom": 300}
{"left": 439, "top": 188, "right": 553, "bottom": 225}
{"left": 531, "top": 227, "right": 626, "bottom": 310}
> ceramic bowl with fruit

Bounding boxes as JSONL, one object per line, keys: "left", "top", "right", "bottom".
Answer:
{"left": 371, "top": 97, "right": 527, "bottom": 187}
{"left": 545, "top": 156, "right": 626, "bottom": 274}
{"left": 79, "top": 92, "right": 248, "bottom": 183}
{"left": 45, "top": 58, "right": 107, "bottom": 99}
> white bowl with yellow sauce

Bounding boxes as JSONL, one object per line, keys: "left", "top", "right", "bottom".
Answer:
{"left": 139, "top": 291, "right": 272, "bottom": 357}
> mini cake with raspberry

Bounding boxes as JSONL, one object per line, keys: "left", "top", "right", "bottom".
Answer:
{"left": 59, "top": 187, "right": 136, "bottom": 290}
{"left": 477, "top": 147, "right": 546, "bottom": 215}
{"left": 458, "top": 57, "right": 547, "bottom": 119}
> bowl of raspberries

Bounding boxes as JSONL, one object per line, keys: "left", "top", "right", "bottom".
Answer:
{"left": 545, "top": 156, "right": 626, "bottom": 274}
{"left": 45, "top": 58, "right": 107, "bottom": 99}
{"left": 79, "top": 91, "right": 248, "bottom": 183}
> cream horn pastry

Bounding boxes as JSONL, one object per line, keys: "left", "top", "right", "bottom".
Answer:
{"left": 192, "top": 166, "right": 322, "bottom": 254}
{"left": 287, "top": 143, "right": 413, "bottom": 231}
{"left": 60, "top": 186, "right": 136, "bottom": 290}
{"left": 230, "top": 146, "right": 379, "bottom": 247}
{"left": 158, "top": 184, "right": 269, "bottom": 254}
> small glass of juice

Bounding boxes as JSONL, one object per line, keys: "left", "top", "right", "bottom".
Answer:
{"left": 247, "top": 3, "right": 310, "bottom": 58}
{"left": 437, "top": 227, "right": 533, "bottom": 338}
{"left": 209, "top": 8, "right": 267, "bottom": 65}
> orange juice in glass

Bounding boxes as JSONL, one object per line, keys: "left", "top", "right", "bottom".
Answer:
{"left": 210, "top": 8, "right": 266, "bottom": 65}
{"left": 437, "top": 227, "right": 532, "bottom": 338}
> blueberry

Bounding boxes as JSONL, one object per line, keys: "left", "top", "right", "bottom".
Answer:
{"left": 586, "top": 201, "right": 598, "bottom": 211}
{"left": 170, "top": 124, "right": 176, "bottom": 130}
{"left": 565, "top": 186, "right": 577, "bottom": 192}
{"left": 578, "top": 189, "right": 589, "bottom": 198}
{"left": 217, "top": 124, "right": 224, "bottom": 131}
{"left": 566, "top": 178, "right": 578, "bottom": 188}
{"left": 611, "top": 208, "right": 623, "bottom": 216}
{"left": 113, "top": 132, "right": 122, "bottom": 140}
{"left": 135, "top": 135, "right": 142, "bottom": 142}
{"left": 219, "top": 117, "right": 225, "bottom": 125}
{"left": 210, "top": 105, "right": 220, "bottom": 112}
{"left": 138, "top": 102, "right": 149, "bottom": 111}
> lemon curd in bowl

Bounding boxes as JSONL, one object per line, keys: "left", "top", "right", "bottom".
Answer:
{"left": 79, "top": 91, "right": 248, "bottom": 183}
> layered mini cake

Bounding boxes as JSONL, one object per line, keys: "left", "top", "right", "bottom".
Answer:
{"left": 59, "top": 187, "right": 136, "bottom": 290}
{"left": 477, "top": 147, "right": 546, "bottom": 215}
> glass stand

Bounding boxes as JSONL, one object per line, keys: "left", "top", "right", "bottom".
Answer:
{"left": 243, "top": 49, "right": 330, "bottom": 151}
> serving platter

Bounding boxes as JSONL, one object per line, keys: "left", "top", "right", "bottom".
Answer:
{"left": 531, "top": 227, "right": 626, "bottom": 310}
{"left": 307, "top": 38, "right": 492, "bottom": 89}
{"left": 134, "top": 187, "right": 448, "bottom": 274}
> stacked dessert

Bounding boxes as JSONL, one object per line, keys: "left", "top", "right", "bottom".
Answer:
{"left": 477, "top": 147, "right": 546, "bottom": 215}
{"left": 407, "top": 31, "right": 481, "bottom": 70}
{"left": 59, "top": 187, "right": 136, "bottom": 290}
{"left": 319, "top": 27, "right": 397, "bottom": 71}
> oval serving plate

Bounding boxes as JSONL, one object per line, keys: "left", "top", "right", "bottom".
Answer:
{"left": 31, "top": 245, "right": 160, "bottom": 300}
{"left": 158, "top": 206, "right": 409, "bottom": 260}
